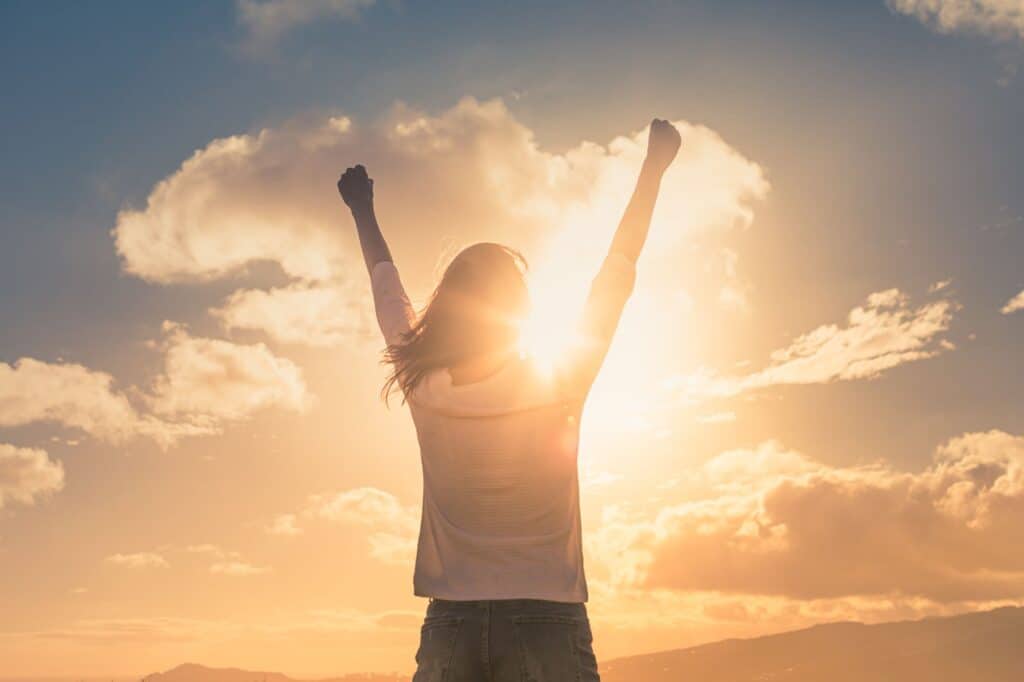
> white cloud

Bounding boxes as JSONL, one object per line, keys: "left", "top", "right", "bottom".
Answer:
{"left": 310, "top": 486, "right": 413, "bottom": 526}
{"left": 112, "top": 97, "right": 767, "bottom": 346}
{"left": 0, "top": 358, "right": 171, "bottom": 445}
{"left": 695, "top": 411, "right": 737, "bottom": 424}
{"left": 889, "top": 0, "right": 1024, "bottom": 42}
{"left": 1001, "top": 289, "right": 1024, "bottom": 314}
{"left": 112, "top": 114, "right": 356, "bottom": 284}
{"left": 679, "top": 287, "right": 958, "bottom": 401}
{"left": 211, "top": 281, "right": 372, "bottom": 346}
{"left": 106, "top": 552, "right": 169, "bottom": 569}
{"left": 236, "top": 0, "right": 375, "bottom": 52}
{"left": 582, "top": 470, "right": 623, "bottom": 488}
{"left": 146, "top": 321, "right": 310, "bottom": 426}
{"left": 590, "top": 430, "right": 1024, "bottom": 602}
{"left": 0, "top": 443, "right": 64, "bottom": 509}
{"left": 266, "top": 513, "right": 302, "bottom": 536}
{"left": 0, "top": 331, "right": 305, "bottom": 448}
{"left": 180, "top": 544, "right": 269, "bottom": 574}
{"left": 209, "top": 560, "right": 271, "bottom": 576}
{"left": 184, "top": 543, "right": 241, "bottom": 559}
{"left": 365, "top": 532, "right": 417, "bottom": 566}
{"left": 304, "top": 487, "right": 418, "bottom": 565}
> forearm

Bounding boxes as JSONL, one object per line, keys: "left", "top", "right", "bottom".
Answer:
{"left": 608, "top": 160, "right": 665, "bottom": 263}
{"left": 351, "top": 203, "right": 393, "bottom": 276}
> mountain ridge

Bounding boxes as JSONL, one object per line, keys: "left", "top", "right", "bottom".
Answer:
{"left": 600, "top": 605, "right": 1024, "bottom": 681}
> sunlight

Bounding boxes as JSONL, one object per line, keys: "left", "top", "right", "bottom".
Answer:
{"left": 518, "top": 290, "right": 579, "bottom": 375}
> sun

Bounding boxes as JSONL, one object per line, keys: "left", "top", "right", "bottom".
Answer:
{"left": 517, "top": 273, "right": 588, "bottom": 375}
{"left": 518, "top": 307, "right": 572, "bottom": 375}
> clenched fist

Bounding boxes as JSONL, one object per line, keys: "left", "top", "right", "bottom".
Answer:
{"left": 644, "top": 119, "right": 681, "bottom": 175}
{"left": 338, "top": 164, "right": 374, "bottom": 210}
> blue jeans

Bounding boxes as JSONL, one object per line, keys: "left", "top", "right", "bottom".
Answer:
{"left": 412, "top": 598, "right": 601, "bottom": 681}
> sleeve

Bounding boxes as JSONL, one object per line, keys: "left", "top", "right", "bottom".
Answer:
{"left": 555, "top": 251, "right": 637, "bottom": 399}
{"left": 370, "top": 260, "right": 416, "bottom": 346}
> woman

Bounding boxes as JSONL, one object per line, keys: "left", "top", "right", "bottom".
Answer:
{"left": 337, "top": 119, "right": 681, "bottom": 681}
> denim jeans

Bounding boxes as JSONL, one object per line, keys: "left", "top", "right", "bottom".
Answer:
{"left": 412, "top": 598, "right": 601, "bottom": 681}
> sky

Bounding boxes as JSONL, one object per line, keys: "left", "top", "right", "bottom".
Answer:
{"left": 1, "top": 0, "right": 1023, "bottom": 677}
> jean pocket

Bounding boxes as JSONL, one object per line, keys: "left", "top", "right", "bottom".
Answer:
{"left": 514, "top": 615, "right": 595, "bottom": 682}
{"left": 413, "top": 616, "right": 462, "bottom": 682}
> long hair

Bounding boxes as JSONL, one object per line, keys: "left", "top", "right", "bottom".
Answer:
{"left": 382, "top": 242, "right": 529, "bottom": 402}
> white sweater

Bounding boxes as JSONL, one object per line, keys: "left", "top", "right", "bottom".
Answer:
{"left": 370, "top": 254, "right": 635, "bottom": 603}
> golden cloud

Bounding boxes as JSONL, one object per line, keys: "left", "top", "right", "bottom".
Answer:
{"left": 0, "top": 443, "right": 64, "bottom": 509}
{"left": 113, "top": 97, "right": 767, "bottom": 346}
{"left": 1001, "top": 289, "right": 1024, "bottom": 314}
{"left": 590, "top": 430, "right": 1024, "bottom": 602}
{"left": 889, "top": 0, "right": 1024, "bottom": 42}
{"left": 677, "top": 286, "right": 958, "bottom": 401}
{"left": 105, "top": 552, "right": 170, "bottom": 569}
{"left": 145, "top": 321, "right": 311, "bottom": 423}
{"left": 1, "top": 323, "right": 310, "bottom": 449}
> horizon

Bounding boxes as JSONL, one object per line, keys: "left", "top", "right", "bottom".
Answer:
{"left": 2, "top": 0, "right": 1023, "bottom": 678}
{"left": 2, "top": 605, "right": 1021, "bottom": 680}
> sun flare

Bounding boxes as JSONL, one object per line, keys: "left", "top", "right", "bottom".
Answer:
{"left": 518, "top": 271, "right": 589, "bottom": 374}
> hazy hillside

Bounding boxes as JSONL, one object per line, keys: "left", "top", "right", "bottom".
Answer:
{"left": 601, "top": 606, "right": 1024, "bottom": 682}
{"left": 141, "top": 664, "right": 401, "bottom": 682}
{"left": 28, "top": 606, "right": 1017, "bottom": 682}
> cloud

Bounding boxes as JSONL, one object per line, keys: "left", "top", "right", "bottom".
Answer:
{"left": 590, "top": 430, "right": 1024, "bottom": 602}
{"left": 26, "top": 616, "right": 223, "bottom": 644}
{"left": 106, "top": 552, "right": 169, "bottom": 569}
{"left": 266, "top": 512, "right": 302, "bottom": 536}
{"left": 209, "top": 560, "right": 271, "bottom": 576}
{"left": 19, "top": 607, "right": 421, "bottom": 645}
{"left": 145, "top": 321, "right": 311, "bottom": 425}
{"left": 1, "top": 323, "right": 310, "bottom": 448}
{"left": 303, "top": 487, "right": 418, "bottom": 565}
{"left": 113, "top": 544, "right": 269, "bottom": 575}
{"left": 365, "top": 532, "right": 418, "bottom": 566}
{"left": 184, "top": 543, "right": 241, "bottom": 559}
{"left": 695, "top": 411, "right": 737, "bottom": 424}
{"left": 180, "top": 544, "right": 269, "bottom": 575}
{"left": 0, "top": 443, "right": 64, "bottom": 509}
{"left": 889, "top": 0, "right": 1024, "bottom": 42}
{"left": 236, "top": 0, "right": 375, "bottom": 52}
{"left": 1001, "top": 289, "right": 1024, "bottom": 314}
{"left": 210, "top": 282, "right": 372, "bottom": 346}
{"left": 0, "top": 357, "right": 169, "bottom": 444}
{"left": 310, "top": 486, "right": 413, "bottom": 526}
{"left": 112, "top": 97, "right": 766, "bottom": 345}
{"left": 678, "top": 287, "right": 958, "bottom": 401}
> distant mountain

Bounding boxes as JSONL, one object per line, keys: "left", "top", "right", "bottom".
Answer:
{"left": 601, "top": 606, "right": 1024, "bottom": 682}
{"left": 141, "top": 664, "right": 401, "bottom": 682}
{"left": 130, "top": 606, "right": 1023, "bottom": 682}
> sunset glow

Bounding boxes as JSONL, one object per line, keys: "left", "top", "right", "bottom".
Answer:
{"left": 2, "top": 1, "right": 1024, "bottom": 680}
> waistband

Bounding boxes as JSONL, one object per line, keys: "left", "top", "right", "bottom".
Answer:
{"left": 426, "top": 597, "right": 587, "bottom": 618}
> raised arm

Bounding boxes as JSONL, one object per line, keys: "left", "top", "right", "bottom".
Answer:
{"left": 608, "top": 119, "right": 681, "bottom": 263}
{"left": 556, "top": 119, "right": 681, "bottom": 399}
{"left": 337, "top": 164, "right": 393, "bottom": 276}
{"left": 337, "top": 164, "right": 414, "bottom": 347}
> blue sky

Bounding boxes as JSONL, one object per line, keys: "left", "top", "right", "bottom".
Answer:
{"left": 1, "top": 0, "right": 1023, "bottom": 676}
{"left": 2, "top": 0, "right": 1021, "bottom": 360}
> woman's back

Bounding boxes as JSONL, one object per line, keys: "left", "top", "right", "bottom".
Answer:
{"left": 411, "top": 359, "right": 585, "bottom": 599}
{"left": 370, "top": 256, "right": 637, "bottom": 601}
{"left": 410, "top": 359, "right": 580, "bottom": 539}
